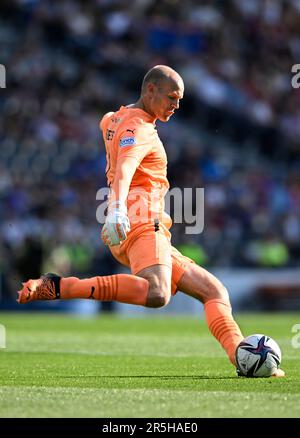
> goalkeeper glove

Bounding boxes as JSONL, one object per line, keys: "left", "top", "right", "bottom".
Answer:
{"left": 101, "top": 201, "right": 130, "bottom": 246}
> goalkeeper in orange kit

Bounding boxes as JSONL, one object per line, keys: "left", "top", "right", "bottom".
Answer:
{"left": 17, "top": 65, "right": 284, "bottom": 377}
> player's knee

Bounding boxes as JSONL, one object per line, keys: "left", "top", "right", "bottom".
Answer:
{"left": 146, "top": 290, "right": 170, "bottom": 308}
{"left": 204, "top": 283, "right": 229, "bottom": 303}
{"left": 218, "top": 286, "right": 229, "bottom": 302}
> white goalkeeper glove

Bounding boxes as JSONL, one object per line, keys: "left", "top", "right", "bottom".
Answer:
{"left": 101, "top": 201, "right": 130, "bottom": 246}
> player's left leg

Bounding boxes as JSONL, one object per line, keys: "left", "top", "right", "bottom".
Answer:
{"left": 171, "top": 252, "right": 284, "bottom": 375}
{"left": 175, "top": 262, "right": 243, "bottom": 366}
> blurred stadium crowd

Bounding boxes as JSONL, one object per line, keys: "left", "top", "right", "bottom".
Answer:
{"left": 1, "top": 0, "right": 300, "bottom": 301}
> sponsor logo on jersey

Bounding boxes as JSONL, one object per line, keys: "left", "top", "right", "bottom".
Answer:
{"left": 119, "top": 137, "right": 136, "bottom": 147}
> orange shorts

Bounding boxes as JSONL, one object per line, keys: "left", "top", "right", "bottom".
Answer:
{"left": 109, "top": 221, "right": 195, "bottom": 295}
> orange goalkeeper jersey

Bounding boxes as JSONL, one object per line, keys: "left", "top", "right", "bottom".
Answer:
{"left": 100, "top": 106, "right": 171, "bottom": 227}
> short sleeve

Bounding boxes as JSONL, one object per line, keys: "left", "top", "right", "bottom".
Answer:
{"left": 117, "top": 123, "right": 153, "bottom": 165}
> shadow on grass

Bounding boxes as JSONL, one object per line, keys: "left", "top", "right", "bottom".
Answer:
{"left": 57, "top": 375, "right": 237, "bottom": 380}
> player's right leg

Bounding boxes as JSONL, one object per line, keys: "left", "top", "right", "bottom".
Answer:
{"left": 18, "top": 221, "right": 173, "bottom": 308}
{"left": 125, "top": 221, "right": 173, "bottom": 307}
{"left": 17, "top": 264, "right": 172, "bottom": 309}
{"left": 17, "top": 272, "right": 150, "bottom": 306}
{"left": 135, "top": 264, "right": 171, "bottom": 308}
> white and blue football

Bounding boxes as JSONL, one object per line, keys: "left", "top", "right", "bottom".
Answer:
{"left": 236, "top": 334, "right": 281, "bottom": 377}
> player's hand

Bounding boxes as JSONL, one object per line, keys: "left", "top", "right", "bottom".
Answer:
{"left": 101, "top": 201, "right": 130, "bottom": 246}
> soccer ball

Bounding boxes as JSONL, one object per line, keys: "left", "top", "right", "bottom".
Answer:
{"left": 235, "top": 334, "right": 281, "bottom": 377}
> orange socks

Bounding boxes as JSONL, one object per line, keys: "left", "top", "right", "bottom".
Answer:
{"left": 204, "top": 298, "right": 244, "bottom": 366}
{"left": 39, "top": 276, "right": 243, "bottom": 363}
{"left": 60, "top": 274, "right": 149, "bottom": 306}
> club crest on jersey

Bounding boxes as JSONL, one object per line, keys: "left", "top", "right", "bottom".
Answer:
{"left": 119, "top": 137, "right": 136, "bottom": 147}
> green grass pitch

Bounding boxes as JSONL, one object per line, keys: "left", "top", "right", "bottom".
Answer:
{"left": 0, "top": 312, "right": 299, "bottom": 418}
